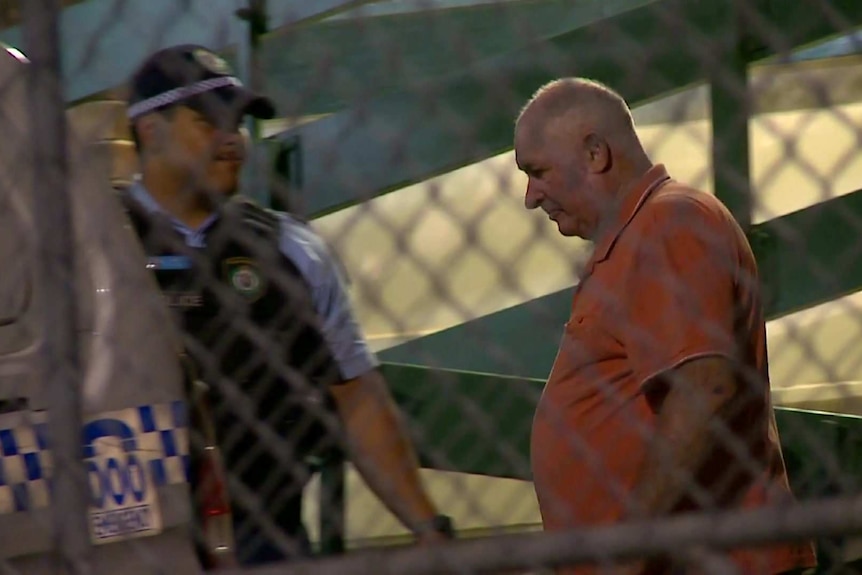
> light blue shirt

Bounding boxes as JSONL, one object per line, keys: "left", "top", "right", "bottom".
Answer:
{"left": 126, "top": 179, "right": 379, "bottom": 380}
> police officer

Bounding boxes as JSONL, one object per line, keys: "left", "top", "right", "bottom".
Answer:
{"left": 119, "top": 44, "right": 454, "bottom": 567}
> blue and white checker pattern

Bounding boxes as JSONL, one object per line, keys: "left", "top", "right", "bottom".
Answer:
{"left": 131, "top": 400, "right": 192, "bottom": 488}
{"left": 0, "top": 410, "right": 51, "bottom": 514}
{"left": 0, "top": 400, "right": 190, "bottom": 515}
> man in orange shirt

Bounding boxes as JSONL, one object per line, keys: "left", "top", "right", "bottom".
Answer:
{"left": 513, "top": 78, "right": 817, "bottom": 575}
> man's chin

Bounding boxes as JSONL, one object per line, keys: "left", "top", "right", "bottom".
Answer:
{"left": 556, "top": 220, "right": 581, "bottom": 238}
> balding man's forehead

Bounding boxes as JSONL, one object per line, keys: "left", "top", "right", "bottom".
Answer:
{"left": 513, "top": 113, "right": 546, "bottom": 171}
{"left": 514, "top": 119, "right": 546, "bottom": 156}
{"left": 515, "top": 103, "right": 558, "bottom": 142}
{"left": 516, "top": 101, "right": 541, "bottom": 128}
{"left": 519, "top": 114, "right": 584, "bottom": 158}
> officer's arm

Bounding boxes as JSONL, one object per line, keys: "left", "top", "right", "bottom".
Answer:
{"left": 279, "top": 220, "right": 445, "bottom": 541}
{"left": 330, "top": 369, "right": 445, "bottom": 542}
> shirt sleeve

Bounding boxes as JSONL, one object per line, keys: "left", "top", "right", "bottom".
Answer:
{"left": 623, "top": 196, "right": 738, "bottom": 388}
{"left": 276, "top": 215, "right": 380, "bottom": 381}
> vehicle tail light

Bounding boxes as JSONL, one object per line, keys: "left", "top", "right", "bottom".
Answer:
{"left": 197, "top": 444, "right": 238, "bottom": 570}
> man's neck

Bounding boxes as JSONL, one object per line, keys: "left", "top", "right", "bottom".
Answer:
{"left": 141, "top": 168, "right": 214, "bottom": 230}
{"left": 592, "top": 156, "right": 655, "bottom": 241}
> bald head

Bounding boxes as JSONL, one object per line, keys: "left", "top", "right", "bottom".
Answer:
{"left": 513, "top": 78, "right": 653, "bottom": 240}
{"left": 516, "top": 78, "right": 638, "bottom": 151}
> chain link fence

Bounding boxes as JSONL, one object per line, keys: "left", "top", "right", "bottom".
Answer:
{"left": 2, "top": 0, "right": 862, "bottom": 574}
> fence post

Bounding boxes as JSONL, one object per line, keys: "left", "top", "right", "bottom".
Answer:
{"left": 237, "top": 0, "right": 270, "bottom": 206}
{"left": 710, "top": 3, "right": 753, "bottom": 232}
{"left": 318, "top": 455, "right": 347, "bottom": 556}
{"left": 21, "top": 1, "right": 92, "bottom": 573}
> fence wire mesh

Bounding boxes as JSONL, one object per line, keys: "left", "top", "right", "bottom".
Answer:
{"left": 2, "top": 0, "right": 862, "bottom": 574}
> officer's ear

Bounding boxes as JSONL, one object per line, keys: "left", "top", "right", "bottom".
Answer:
{"left": 134, "top": 113, "right": 168, "bottom": 154}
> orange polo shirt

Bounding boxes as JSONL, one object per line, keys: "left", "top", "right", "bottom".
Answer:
{"left": 530, "top": 165, "right": 816, "bottom": 575}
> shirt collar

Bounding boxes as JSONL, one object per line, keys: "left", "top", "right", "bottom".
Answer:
{"left": 586, "top": 163, "right": 672, "bottom": 270}
{"left": 126, "top": 174, "right": 221, "bottom": 236}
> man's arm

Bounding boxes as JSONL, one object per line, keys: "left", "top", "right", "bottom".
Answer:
{"left": 329, "top": 369, "right": 445, "bottom": 542}
{"left": 621, "top": 197, "right": 746, "bottom": 518}
{"left": 627, "top": 356, "right": 738, "bottom": 518}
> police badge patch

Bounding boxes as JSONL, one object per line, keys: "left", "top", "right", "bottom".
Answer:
{"left": 223, "top": 257, "right": 264, "bottom": 301}
{"left": 192, "top": 48, "right": 233, "bottom": 76}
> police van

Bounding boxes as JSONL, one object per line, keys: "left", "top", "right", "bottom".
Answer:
{"left": 0, "top": 44, "right": 234, "bottom": 572}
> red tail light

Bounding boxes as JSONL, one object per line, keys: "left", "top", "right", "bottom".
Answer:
{"left": 200, "top": 446, "right": 231, "bottom": 517}
{"left": 198, "top": 445, "right": 238, "bottom": 569}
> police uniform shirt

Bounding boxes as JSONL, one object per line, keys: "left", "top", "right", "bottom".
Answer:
{"left": 125, "top": 177, "right": 380, "bottom": 382}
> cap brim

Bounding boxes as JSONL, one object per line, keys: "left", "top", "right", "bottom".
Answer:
{"left": 231, "top": 87, "right": 277, "bottom": 120}
{"left": 187, "top": 85, "right": 277, "bottom": 121}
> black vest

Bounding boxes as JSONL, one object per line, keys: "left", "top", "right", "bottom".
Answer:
{"left": 120, "top": 191, "right": 344, "bottom": 542}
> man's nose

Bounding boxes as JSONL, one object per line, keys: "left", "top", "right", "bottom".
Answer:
{"left": 524, "top": 179, "right": 543, "bottom": 210}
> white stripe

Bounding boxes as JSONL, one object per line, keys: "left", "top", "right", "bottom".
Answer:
{"left": 0, "top": 486, "right": 12, "bottom": 514}
{"left": 127, "top": 76, "right": 243, "bottom": 119}
{"left": 13, "top": 426, "right": 38, "bottom": 454}
{"left": 152, "top": 403, "right": 174, "bottom": 432}
{"left": 138, "top": 429, "right": 163, "bottom": 457}
{"left": 164, "top": 457, "right": 186, "bottom": 484}
{"left": 3, "top": 456, "right": 24, "bottom": 484}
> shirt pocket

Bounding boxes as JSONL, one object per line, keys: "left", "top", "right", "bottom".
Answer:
{"left": 548, "top": 312, "right": 625, "bottom": 393}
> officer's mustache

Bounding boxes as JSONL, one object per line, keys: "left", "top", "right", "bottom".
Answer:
{"left": 213, "top": 146, "right": 244, "bottom": 162}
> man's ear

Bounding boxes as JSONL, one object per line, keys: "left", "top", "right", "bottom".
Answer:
{"left": 583, "top": 133, "right": 611, "bottom": 174}
{"left": 135, "top": 114, "right": 163, "bottom": 153}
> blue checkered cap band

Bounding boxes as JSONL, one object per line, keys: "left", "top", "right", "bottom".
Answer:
{"left": 126, "top": 76, "right": 243, "bottom": 119}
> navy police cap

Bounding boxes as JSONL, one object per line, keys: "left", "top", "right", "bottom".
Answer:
{"left": 126, "top": 44, "right": 276, "bottom": 121}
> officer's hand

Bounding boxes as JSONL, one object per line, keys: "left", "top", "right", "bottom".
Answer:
{"left": 416, "top": 530, "right": 450, "bottom": 546}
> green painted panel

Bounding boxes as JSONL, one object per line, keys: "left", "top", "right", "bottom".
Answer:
{"left": 379, "top": 289, "right": 569, "bottom": 380}
{"left": 274, "top": 0, "right": 728, "bottom": 216}
{"left": 380, "top": 189, "right": 862, "bottom": 378}
{"left": 272, "top": 0, "right": 862, "bottom": 218}
{"left": 776, "top": 407, "right": 862, "bottom": 500}
{"left": 754, "top": 189, "right": 862, "bottom": 320}
{"left": 381, "top": 363, "right": 542, "bottom": 480}
{"left": 261, "top": 0, "right": 655, "bottom": 116}
{"left": 775, "top": 407, "right": 862, "bottom": 570}
{"left": 710, "top": 31, "right": 754, "bottom": 230}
